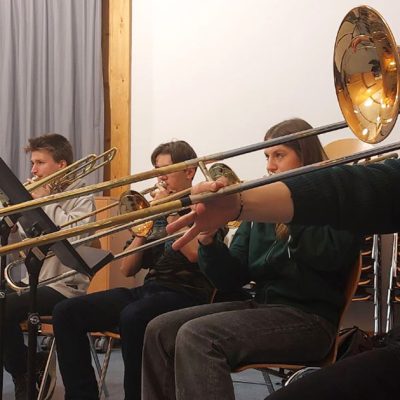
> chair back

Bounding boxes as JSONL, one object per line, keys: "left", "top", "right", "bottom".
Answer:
{"left": 321, "top": 253, "right": 362, "bottom": 365}
{"left": 324, "top": 138, "right": 372, "bottom": 160}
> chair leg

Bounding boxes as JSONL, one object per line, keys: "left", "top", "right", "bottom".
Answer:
{"left": 37, "top": 336, "right": 57, "bottom": 400}
{"left": 260, "top": 370, "right": 275, "bottom": 395}
{"left": 98, "top": 337, "right": 114, "bottom": 399}
{"left": 284, "top": 366, "right": 321, "bottom": 387}
{"left": 88, "top": 334, "right": 110, "bottom": 398}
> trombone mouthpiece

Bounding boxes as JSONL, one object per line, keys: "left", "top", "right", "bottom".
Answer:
{"left": 23, "top": 175, "right": 39, "bottom": 186}
{"left": 157, "top": 181, "right": 167, "bottom": 190}
{"left": 148, "top": 181, "right": 168, "bottom": 198}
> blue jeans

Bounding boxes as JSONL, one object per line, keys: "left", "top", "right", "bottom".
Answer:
{"left": 142, "top": 300, "right": 336, "bottom": 400}
{"left": 52, "top": 281, "right": 201, "bottom": 400}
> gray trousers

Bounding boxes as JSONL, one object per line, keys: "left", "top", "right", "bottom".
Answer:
{"left": 142, "top": 300, "right": 336, "bottom": 400}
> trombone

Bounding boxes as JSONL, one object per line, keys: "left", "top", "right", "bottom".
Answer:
{"left": 5, "top": 231, "right": 187, "bottom": 294}
{"left": 4, "top": 164, "right": 240, "bottom": 292}
{"left": 59, "top": 182, "right": 166, "bottom": 229}
{"left": 0, "top": 121, "right": 348, "bottom": 218}
{"left": 129, "top": 162, "right": 241, "bottom": 236}
{"left": 4, "top": 208, "right": 188, "bottom": 294}
{"left": 0, "top": 5, "right": 399, "bottom": 255}
{"left": 359, "top": 152, "right": 398, "bottom": 165}
{"left": 6, "top": 146, "right": 397, "bottom": 294}
{"left": 1, "top": 153, "right": 109, "bottom": 207}
{"left": 24, "top": 148, "right": 117, "bottom": 195}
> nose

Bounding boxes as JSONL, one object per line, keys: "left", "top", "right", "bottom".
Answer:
{"left": 267, "top": 159, "right": 277, "bottom": 174}
{"left": 31, "top": 164, "right": 38, "bottom": 175}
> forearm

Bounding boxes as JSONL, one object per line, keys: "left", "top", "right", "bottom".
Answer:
{"left": 168, "top": 159, "right": 400, "bottom": 251}
{"left": 239, "top": 182, "right": 294, "bottom": 223}
{"left": 42, "top": 195, "right": 96, "bottom": 245}
{"left": 167, "top": 213, "right": 199, "bottom": 262}
{"left": 120, "top": 236, "right": 146, "bottom": 276}
{"left": 284, "top": 161, "right": 400, "bottom": 234}
{"left": 179, "top": 239, "right": 199, "bottom": 263}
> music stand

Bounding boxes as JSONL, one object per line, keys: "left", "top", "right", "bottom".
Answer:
{"left": 0, "top": 158, "right": 114, "bottom": 399}
{"left": 0, "top": 192, "right": 23, "bottom": 400}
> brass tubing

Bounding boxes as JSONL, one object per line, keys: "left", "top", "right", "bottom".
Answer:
{"left": 150, "top": 188, "right": 192, "bottom": 206}
{"left": 25, "top": 148, "right": 116, "bottom": 193}
{"left": 360, "top": 153, "right": 398, "bottom": 165}
{"left": 60, "top": 184, "right": 185, "bottom": 229}
{"left": 1, "top": 141, "right": 400, "bottom": 257}
{"left": 0, "top": 121, "right": 347, "bottom": 218}
{"left": 5, "top": 208, "right": 185, "bottom": 293}
{"left": 112, "top": 230, "right": 186, "bottom": 261}
{"left": 59, "top": 201, "right": 119, "bottom": 228}
{"left": 5, "top": 227, "right": 188, "bottom": 294}
{"left": 0, "top": 199, "right": 185, "bottom": 255}
{"left": 71, "top": 208, "right": 185, "bottom": 247}
{"left": 25, "top": 154, "right": 96, "bottom": 192}
{"left": 198, "top": 161, "right": 213, "bottom": 181}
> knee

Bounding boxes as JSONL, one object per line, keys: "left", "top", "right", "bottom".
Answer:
{"left": 145, "top": 314, "right": 165, "bottom": 338}
{"left": 119, "top": 307, "right": 146, "bottom": 337}
{"left": 176, "top": 319, "right": 199, "bottom": 343}
{"left": 144, "top": 314, "right": 178, "bottom": 355}
{"left": 52, "top": 298, "right": 81, "bottom": 329}
{"left": 176, "top": 319, "right": 212, "bottom": 353}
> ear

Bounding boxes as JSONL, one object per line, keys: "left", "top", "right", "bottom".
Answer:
{"left": 185, "top": 167, "right": 196, "bottom": 181}
{"left": 59, "top": 160, "right": 68, "bottom": 169}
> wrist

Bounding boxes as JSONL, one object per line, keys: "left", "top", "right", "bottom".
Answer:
{"left": 233, "top": 192, "right": 244, "bottom": 221}
{"left": 198, "top": 234, "right": 215, "bottom": 246}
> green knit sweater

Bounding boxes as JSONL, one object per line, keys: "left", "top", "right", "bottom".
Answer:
{"left": 284, "top": 159, "right": 400, "bottom": 234}
{"left": 198, "top": 222, "right": 360, "bottom": 326}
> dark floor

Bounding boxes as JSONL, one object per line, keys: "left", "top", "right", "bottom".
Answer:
{"left": 2, "top": 347, "right": 280, "bottom": 399}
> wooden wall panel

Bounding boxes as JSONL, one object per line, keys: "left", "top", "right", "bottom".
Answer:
{"left": 102, "top": 0, "right": 132, "bottom": 197}
{"left": 88, "top": 197, "right": 146, "bottom": 293}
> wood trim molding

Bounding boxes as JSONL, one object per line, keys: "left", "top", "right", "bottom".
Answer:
{"left": 102, "top": 0, "right": 132, "bottom": 196}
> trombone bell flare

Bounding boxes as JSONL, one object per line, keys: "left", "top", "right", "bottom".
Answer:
{"left": 334, "top": 6, "right": 400, "bottom": 143}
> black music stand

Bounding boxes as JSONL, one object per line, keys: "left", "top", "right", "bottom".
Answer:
{"left": 0, "top": 193, "right": 22, "bottom": 400}
{"left": 0, "top": 158, "right": 114, "bottom": 400}
{"left": 0, "top": 220, "right": 10, "bottom": 400}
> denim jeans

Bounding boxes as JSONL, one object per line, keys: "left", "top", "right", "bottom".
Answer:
{"left": 52, "top": 281, "right": 201, "bottom": 400}
{"left": 142, "top": 300, "right": 336, "bottom": 400}
{"left": 3, "top": 286, "right": 66, "bottom": 377}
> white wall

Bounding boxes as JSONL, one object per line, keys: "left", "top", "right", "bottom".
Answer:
{"left": 131, "top": 0, "right": 400, "bottom": 189}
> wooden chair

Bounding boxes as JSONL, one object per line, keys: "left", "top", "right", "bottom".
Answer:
{"left": 232, "top": 255, "right": 362, "bottom": 395}
{"left": 88, "top": 329, "right": 121, "bottom": 398}
{"left": 323, "top": 138, "right": 372, "bottom": 160}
